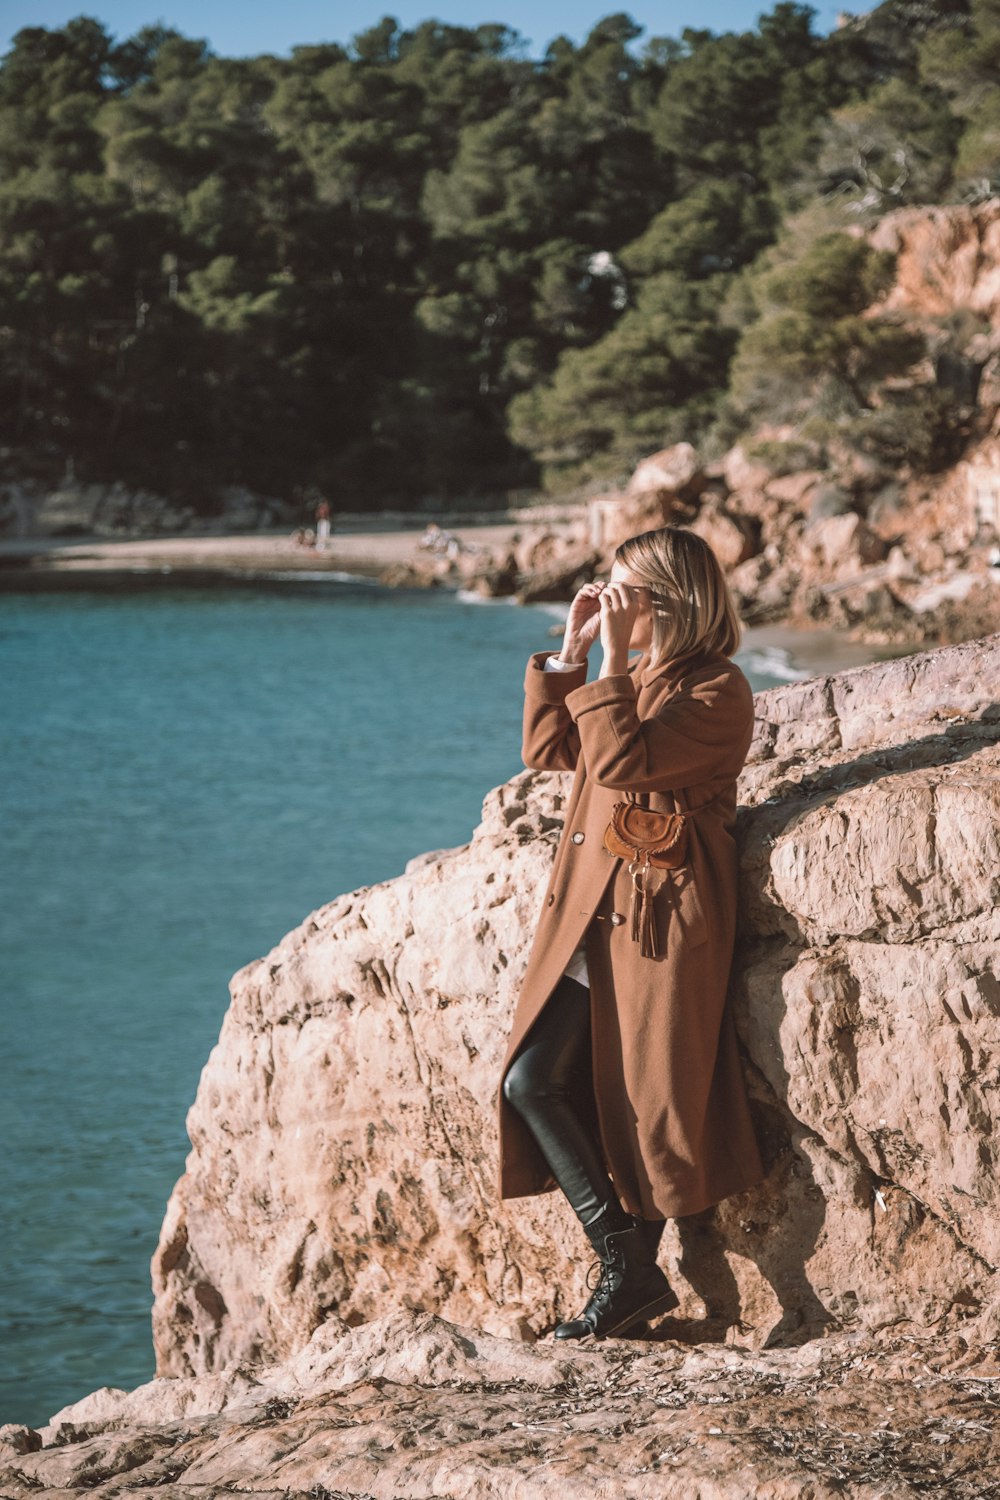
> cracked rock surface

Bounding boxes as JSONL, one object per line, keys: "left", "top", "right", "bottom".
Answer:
{"left": 7, "top": 633, "right": 998, "bottom": 1496}
{"left": 146, "top": 632, "right": 1000, "bottom": 1379}
{"left": 3, "top": 1311, "right": 1000, "bottom": 1498}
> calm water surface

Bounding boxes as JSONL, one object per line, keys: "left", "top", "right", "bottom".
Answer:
{"left": 0, "top": 576, "right": 889, "bottom": 1426}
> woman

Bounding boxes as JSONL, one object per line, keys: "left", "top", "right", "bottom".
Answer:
{"left": 496, "top": 525, "right": 765, "bottom": 1341}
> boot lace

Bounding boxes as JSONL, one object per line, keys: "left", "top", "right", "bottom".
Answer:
{"left": 581, "top": 1251, "right": 623, "bottom": 1320}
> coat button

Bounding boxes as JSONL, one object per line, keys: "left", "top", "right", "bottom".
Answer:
{"left": 547, "top": 893, "right": 555, "bottom": 906}
{"left": 610, "top": 911, "right": 625, "bottom": 925}
{"left": 571, "top": 831, "right": 585, "bottom": 844}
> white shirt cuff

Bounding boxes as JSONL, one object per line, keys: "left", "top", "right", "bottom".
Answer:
{"left": 544, "top": 653, "right": 586, "bottom": 672}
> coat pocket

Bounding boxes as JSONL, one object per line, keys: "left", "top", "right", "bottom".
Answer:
{"left": 612, "top": 864, "right": 708, "bottom": 954}
{"left": 664, "top": 866, "right": 708, "bottom": 949}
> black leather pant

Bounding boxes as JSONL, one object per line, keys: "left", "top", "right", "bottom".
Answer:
{"left": 502, "top": 974, "right": 666, "bottom": 1250}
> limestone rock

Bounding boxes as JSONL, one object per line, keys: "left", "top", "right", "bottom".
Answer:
{"left": 505, "top": 525, "right": 584, "bottom": 574}
{"left": 722, "top": 442, "right": 775, "bottom": 495}
{"left": 821, "top": 576, "right": 912, "bottom": 635}
{"left": 627, "top": 442, "right": 704, "bottom": 501}
{"left": 460, "top": 549, "right": 520, "bottom": 597}
{"left": 867, "top": 200, "right": 1000, "bottom": 321}
{"left": 807, "top": 483, "right": 854, "bottom": 522}
{"left": 765, "top": 470, "right": 826, "bottom": 508}
{"left": 728, "top": 553, "right": 802, "bottom": 625}
{"left": 589, "top": 491, "right": 672, "bottom": 554}
{"left": 9, "top": 1309, "right": 1000, "bottom": 1498}
{"left": 0, "top": 1425, "right": 41, "bottom": 1456}
{"left": 514, "top": 548, "right": 601, "bottom": 601}
{"left": 8, "top": 636, "right": 1000, "bottom": 1500}
{"left": 689, "top": 501, "right": 758, "bottom": 568}
{"left": 799, "top": 512, "right": 888, "bottom": 572}
{"left": 151, "top": 772, "right": 575, "bottom": 1377}
{"left": 144, "top": 632, "right": 1000, "bottom": 1393}
{"left": 377, "top": 558, "right": 450, "bottom": 588}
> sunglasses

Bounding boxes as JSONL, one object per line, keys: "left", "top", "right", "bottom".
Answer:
{"left": 597, "top": 580, "right": 651, "bottom": 596}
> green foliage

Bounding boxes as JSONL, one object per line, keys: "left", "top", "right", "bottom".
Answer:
{"left": 508, "top": 273, "right": 736, "bottom": 483}
{"left": 724, "top": 225, "right": 968, "bottom": 474}
{"left": 0, "top": 0, "right": 992, "bottom": 507}
{"left": 620, "top": 181, "right": 778, "bottom": 282}
{"left": 811, "top": 75, "right": 961, "bottom": 212}
{"left": 918, "top": 0, "right": 1000, "bottom": 192}
{"left": 729, "top": 231, "right": 925, "bottom": 418}
{"left": 820, "top": 386, "right": 965, "bottom": 471}
{"left": 647, "top": 4, "right": 834, "bottom": 193}
{"left": 744, "top": 436, "right": 825, "bottom": 474}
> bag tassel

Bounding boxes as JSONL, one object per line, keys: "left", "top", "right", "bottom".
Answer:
{"left": 628, "top": 862, "right": 661, "bottom": 960}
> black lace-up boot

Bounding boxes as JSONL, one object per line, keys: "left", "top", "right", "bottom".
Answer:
{"left": 624, "top": 1218, "right": 669, "bottom": 1336}
{"left": 553, "top": 1204, "right": 679, "bottom": 1340}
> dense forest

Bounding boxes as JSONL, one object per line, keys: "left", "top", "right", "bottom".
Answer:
{"left": 0, "top": 0, "right": 996, "bottom": 509}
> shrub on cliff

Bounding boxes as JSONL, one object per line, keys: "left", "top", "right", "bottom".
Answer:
{"left": 717, "top": 228, "right": 966, "bottom": 473}
{"left": 919, "top": 0, "right": 1000, "bottom": 197}
{"left": 507, "top": 273, "right": 737, "bottom": 486}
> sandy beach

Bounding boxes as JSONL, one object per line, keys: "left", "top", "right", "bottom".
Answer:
{"left": 0, "top": 519, "right": 528, "bottom": 583}
{"left": 0, "top": 517, "right": 916, "bottom": 675}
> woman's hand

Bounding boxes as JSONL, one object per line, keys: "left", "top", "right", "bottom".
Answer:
{"left": 598, "top": 582, "right": 642, "bottom": 676}
{"left": 560, "top": 581, "right": 606, "bottom": 662}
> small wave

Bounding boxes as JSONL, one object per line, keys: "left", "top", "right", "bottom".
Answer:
{"left": 454, "top": 588, "right": 519, "bottom": 605}
{"left": 450, "top": 588, "right": 571, "bottom": 620}
{"left": 262, "top": 569, "right": 379, "bottom": 584}
{"left": 737, "top": 646, "right": 809, "bottom": 681}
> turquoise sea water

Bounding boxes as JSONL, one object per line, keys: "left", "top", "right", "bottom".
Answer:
{"left": 0, "top": 576, "right": 882, "bottom": 1428}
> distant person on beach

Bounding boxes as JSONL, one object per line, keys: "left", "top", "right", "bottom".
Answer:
{"left": 315, "top": 500, "right": 332, "bottom": 552}
{"left": 496, "top": 525, "right": 764, "bottom": 1342}
{"left": 418, "top": 521, "right": 467, "bottom": 557}
{"left": 420, "top": 522, "right": 445, "bottom": 552}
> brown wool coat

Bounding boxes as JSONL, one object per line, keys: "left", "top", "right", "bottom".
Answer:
{"left": 495, "top": 645, "right": 765, "bottom": 1221}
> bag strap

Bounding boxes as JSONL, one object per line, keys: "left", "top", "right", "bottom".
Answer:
{"left": 627, "top": 785, "right": 729, "bottom": 818}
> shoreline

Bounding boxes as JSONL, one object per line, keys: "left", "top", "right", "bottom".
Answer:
{"left": 0, "top": 520, "right": 523, "bottom": 584}
{"left": 4, "top": 523, "right": 996, "bottom": 664}
{"left": 0, "top": 527, "right": 918, "bottom": 679}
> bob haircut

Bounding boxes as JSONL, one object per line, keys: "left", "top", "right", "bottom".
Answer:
{"left": 614, "top": 525, "right": 742, "bottom": 665}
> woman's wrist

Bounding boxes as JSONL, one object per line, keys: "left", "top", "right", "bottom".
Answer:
{"left": 558, "top": 637, "right": 587, "bottom": 665}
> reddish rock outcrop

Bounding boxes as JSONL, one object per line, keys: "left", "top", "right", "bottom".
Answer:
{"left": 866, "top": 201, "right": 1000, "bottom": 322}
{"left": 689, "top": 500, "right": 759, "bottom": 568}
{"left": 4, "top": 636, "right": 998, "bottom": 1499}
{"left": 627, "top": 441, "right": 705, "bottom": 502}
{"left": 146, "top": 633, "right": 1000, "bottom": 1389}
{"left": 446, "top": 202, "right": 1000, "bottom": 647}
{"left": 4, "top": 1310, "right": 998, "bottom": 1498}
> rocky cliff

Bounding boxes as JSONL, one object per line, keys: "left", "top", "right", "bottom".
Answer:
{"left": 401, "top": 200, "right": 1000, "bottom": 651}
{"left": 866, "top": 200, "right": 1000, "bottom": 327}
{"left": 2, "top": 631, "right": 998, "bottom": 1499}
{"left": 3, "top": 1309, "right": 998, "bottom": 1497}
{"left": 143, "top": 631, "right": 1000, "bottom": 1381}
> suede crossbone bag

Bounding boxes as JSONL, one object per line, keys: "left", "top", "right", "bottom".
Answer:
{"left": 602, "top": 798, "right": 690, "bottom": 960}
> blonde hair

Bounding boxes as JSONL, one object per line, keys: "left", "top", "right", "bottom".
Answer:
{"left": 614, "top": 525, "right": 742, "bottom": 664}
